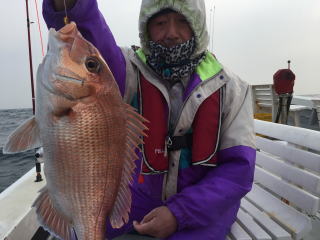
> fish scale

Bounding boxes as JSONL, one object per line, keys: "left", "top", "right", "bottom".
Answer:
{"left": 44, "top": 102, "right": 125, "bottom": 239}
{"left": 3, "top": 22, "right": 148, "bottom": 240}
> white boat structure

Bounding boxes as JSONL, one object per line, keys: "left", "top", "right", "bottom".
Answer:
{"left": 1, "top": 118, "right": 320, "bottom": 240}
{"left": 0, "top": 165, "right": 152, "bottom": 240}
{"left": 0, "top": 165, "right": 45, "bottom": 240}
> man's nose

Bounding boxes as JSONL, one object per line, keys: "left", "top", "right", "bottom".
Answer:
{"left": 166, "top": 21, "right": 179, "bottom": 40}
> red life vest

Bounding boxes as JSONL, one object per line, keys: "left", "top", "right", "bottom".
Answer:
{"left": 139, "top": 74, "right": 221, "bottom": 174}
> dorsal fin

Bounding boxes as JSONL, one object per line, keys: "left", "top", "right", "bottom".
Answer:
{"left": 109, "top": 104, "right": 148, "bottom": 228}
{"left": 33, "top": 188, "right": 76, "bottom": 240}
{"left": 3, "top": 116, "right": 41, "bottom": 154}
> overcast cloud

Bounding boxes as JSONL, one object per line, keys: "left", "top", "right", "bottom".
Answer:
{"left": 0, "top": 0, "right": 319, "bottom": 109}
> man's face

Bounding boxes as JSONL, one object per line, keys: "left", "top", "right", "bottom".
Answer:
{"left": 147, "top": 12, "right": 193, "bottom": 48}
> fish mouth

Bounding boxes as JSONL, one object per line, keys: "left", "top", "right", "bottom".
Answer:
{"left": 41, "top": 73, "right": 90, "bottom": 101}
{"left": 54, "top": 74, "right": 85, "bottom": 85}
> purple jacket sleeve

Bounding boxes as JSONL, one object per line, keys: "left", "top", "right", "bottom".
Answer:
{"left": 42, "top": 0, "right": 126, "bottom": 96}
{"left": 166, "top": 146, "right": 255, "bottom": 232}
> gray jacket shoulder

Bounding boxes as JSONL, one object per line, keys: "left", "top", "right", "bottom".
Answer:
{"left": 120, "top": 47, "right": 139, "bottom": 103}
{"left": 220, "top": 66, "right": 255, "bottom": 149}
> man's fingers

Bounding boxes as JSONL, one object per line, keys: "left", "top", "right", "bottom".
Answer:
{"left": 133, "top": 207, "right": 177, "bottom": 238}
{"left": 133, "top": 219, "right": 157, "bottom": 235}
{"left": 140, "top": 209, "right": 157, "bottom": 224}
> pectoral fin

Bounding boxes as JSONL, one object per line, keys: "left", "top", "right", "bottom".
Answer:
{"left": 3, "top": 116, "right": 41, "bottom": 154}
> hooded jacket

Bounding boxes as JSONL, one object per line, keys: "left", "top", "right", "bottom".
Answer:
{"left": 43, "top": 0, "right": 256, "bottom": 239}
{"left": 138, "top": 0, "right": 209, "bottom": 59}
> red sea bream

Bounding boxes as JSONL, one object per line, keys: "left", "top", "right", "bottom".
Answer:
{"left": 3, "top": 22, "right": 148, "bottom": 240}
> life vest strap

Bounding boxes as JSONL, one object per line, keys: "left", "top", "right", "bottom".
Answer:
{"left": 167, "top": 133, "right": 193, "bottom": 151}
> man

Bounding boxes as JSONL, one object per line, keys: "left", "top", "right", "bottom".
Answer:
{"left": 43, "top": 0, "right": 256, "bottom": 239}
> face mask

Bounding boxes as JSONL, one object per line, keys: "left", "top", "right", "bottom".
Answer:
{"left": 147, "top": 37, "right": 205, "bottom": 82}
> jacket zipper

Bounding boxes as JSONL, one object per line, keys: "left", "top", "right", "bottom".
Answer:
{"left": 170, "top": 69, "right": 224, "bottom": 137}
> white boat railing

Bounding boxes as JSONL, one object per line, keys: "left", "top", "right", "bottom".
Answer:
{"left": 0, "top": 166, "right": 45, "bottom": 240}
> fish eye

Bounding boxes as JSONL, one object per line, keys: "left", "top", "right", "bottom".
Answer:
{"left": 85, "top": 57, "right": 101, "bottom": 73}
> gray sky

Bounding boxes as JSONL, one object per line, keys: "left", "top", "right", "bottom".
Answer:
{"left": 1, "top": 0, "right": 319, "bottom": 109}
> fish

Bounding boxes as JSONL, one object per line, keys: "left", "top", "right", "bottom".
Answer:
{"left": 3, "top": 22, "right": 148, "bottom": 240}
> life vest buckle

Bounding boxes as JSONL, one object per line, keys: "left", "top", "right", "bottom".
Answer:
{"left": 165, "top": 134, "right": 193, "bottom": 156}
{"left": 164, "top": 136, "right": 173, "bottom": 157}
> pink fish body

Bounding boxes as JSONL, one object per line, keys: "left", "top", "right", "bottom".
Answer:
{"left": 4, "top": 22, "right": 147, "bottom": 240}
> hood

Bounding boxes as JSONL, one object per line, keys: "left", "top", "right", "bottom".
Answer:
{"left": 139, "top": 0, "right": 209, "bottom": 59}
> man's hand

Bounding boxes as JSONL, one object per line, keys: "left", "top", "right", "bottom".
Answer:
{"left": 133, "top": 206, "right": 178, "bottom": 238}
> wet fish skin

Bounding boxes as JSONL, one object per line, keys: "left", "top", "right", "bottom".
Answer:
{"left": 4, "top": 22, "right": 147, "bottom": 240}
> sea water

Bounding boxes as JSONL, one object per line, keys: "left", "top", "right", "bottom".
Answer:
{"left": 0, "top": 108, "right": 35, "bottom": 193}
